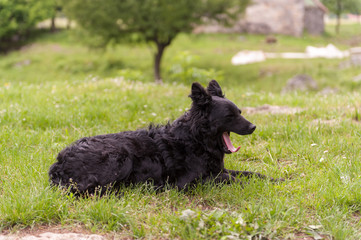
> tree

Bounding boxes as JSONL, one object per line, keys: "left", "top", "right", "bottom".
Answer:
{"left": 62, "top": 0, "right": 250, "bottom": 83}
{"left": 0, "top": 0, "right": 56, "bottom": 52}
{"left": 49, "top": 0, "right": 63, "bottom": 32}
{"left": 322, "top": 0, "right": 361, "bottom": 34}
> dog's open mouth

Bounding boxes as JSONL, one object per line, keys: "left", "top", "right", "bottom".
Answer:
{"left": 222, "top": 132, "right": 240, "bottom": 153}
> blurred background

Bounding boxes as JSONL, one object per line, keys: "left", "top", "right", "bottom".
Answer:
{"left": 0, "top": 0, "right": 360, "bottom": 92}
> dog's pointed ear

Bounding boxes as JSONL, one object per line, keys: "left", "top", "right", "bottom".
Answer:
{"left": 207, "top": 80, "right": 224, "bottom": 97}
{"left": 189, "top": 82, "right": 211, "bottom": 106}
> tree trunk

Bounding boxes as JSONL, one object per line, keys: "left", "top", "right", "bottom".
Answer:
{"left": 335, "top": 0, "right": 342, "bottom": 34}
{"left": 66, "top": 19, "right": 71, "bottom": 30}
{"left": 336, "top": 15, "right": 340, "bottom": 34}
{"left": 50, "top": 16, "right": 56, "bottom": 32}
{"left": 154, "top": 41, "right": 169, "bottom": 84}
{"left": 154, "top": 42, "right": 165, "bottom": 83}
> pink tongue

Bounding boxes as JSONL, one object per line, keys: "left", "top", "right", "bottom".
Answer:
{"left": 222, "top": 132, "right": 240, "bottom": 153}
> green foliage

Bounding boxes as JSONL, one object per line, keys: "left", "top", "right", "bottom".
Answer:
{"left": 167, "top": 51, "right": 224, "bottom": 85}
{"left": 322, "top": 0, "right": 361, "bottom": 14}
{"left": 176, "top": 208, "right": 265, "bottom": 239}
{"left": 0, "top": 0, "right": 56, "bottom": 51}
{"left": 62, "top": 0, "right": 250, "bottom": 82}
{"left": 63, "top": 0, "right": 249, "bottom": 46}
{"left": 322, "top": 0, "right": 361, "bottom": 33}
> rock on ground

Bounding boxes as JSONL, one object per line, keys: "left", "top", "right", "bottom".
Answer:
{"left": 282, "top": 74, "right": 318, "bottom": 93}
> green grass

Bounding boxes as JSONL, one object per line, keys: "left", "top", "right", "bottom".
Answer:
{"left": 1, "top": 24, "right": 361, "bottom": 239}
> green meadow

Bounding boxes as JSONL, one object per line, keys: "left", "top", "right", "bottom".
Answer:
{"left": 0, "top": 24, "right": 361, "bottom": 239}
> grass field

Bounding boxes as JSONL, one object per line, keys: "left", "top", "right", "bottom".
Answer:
{"left": 1, "top": 24, "right": 361, "bottom": 239}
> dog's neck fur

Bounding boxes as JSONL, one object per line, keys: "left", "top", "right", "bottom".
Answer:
{"left": 171, "top": 108, "right": 225, "bottom": 159}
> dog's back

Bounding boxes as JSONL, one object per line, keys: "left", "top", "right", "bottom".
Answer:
{"left": 49, "top": 129, "right": 168, "bottom": 193}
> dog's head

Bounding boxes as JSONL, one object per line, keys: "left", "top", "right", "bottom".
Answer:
{"left": 189, "top": 80, "right": 256, "bottom": 154}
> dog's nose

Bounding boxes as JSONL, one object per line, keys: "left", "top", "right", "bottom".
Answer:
{"left": 249, "top": 124, "right": 256, "bottom": 133}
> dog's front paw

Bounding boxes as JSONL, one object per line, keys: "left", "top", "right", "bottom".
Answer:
{"left": 270, "top": 177, "right": 285, "bottom": 183}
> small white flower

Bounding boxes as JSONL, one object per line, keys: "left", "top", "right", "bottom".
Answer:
{"left": 340, "top": 175, "right": 350, "bottom": 184}
{"left": 311, "top": 143, "right": 317, "bottom": 147}
{"left": 151, "top": 113, "right": 157, "bottom": 116}
{"left": 198, "top": 219, "right": 205, "bottom": 229}
{"left": 319, "top": 157, "right": 324, "bottom": 162}
{"left": 180, "top": 209, "right": 196, "bottom": 221}
{"left": 323, "top": 150, "right": 328, "bottom": 153}
{"left": 235, "top": 215, "right": 245, "bottom": 226}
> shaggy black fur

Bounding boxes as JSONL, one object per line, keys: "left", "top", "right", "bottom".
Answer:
{"left": 49, "top": 80, "right": 273, "bottom": 195}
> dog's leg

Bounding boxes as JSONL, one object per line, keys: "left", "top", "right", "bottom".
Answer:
{"left": 225, "top": 169, "right": 267, "bottom": 179}
{"left": 211, "top": 172, "right": 240, "bottom": 185}
{"left": 176, "top": 172, "right": 238, "bottom": 190}
{"left": 224, "top": 169, "right": 283, "bottom": 182}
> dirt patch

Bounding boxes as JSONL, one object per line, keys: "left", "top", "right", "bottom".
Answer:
{"left": 291, "top": 232, "right": 332, "bottom": 240}
{"left": 244, "top": 105, "right": 303, "bottom": 115}
{"left": 0, "top": 226, "right": 107, "bottom": 240}
{"left": 0, "top": 232, "right": 105, "bottom": 240}
{"left": 310, "top": 119, "right": 340, "bottom": 126}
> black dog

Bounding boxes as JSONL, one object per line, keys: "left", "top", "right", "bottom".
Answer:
{"left": 49, "top": 80, "right": 273, "bottom": 195}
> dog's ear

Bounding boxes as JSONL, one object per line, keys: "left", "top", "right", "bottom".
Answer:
{"left": 189, "top": 82, "right": 211, "bottom": 106}
{"left": 207, "top": 80, "right": 224, "bottom": 97}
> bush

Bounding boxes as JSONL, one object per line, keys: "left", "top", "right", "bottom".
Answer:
{"left": 0, "top": 0, "right": 55, "bottom": 52}
{"left": 167, "top": 51, "right": 224, "bottom": 85}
